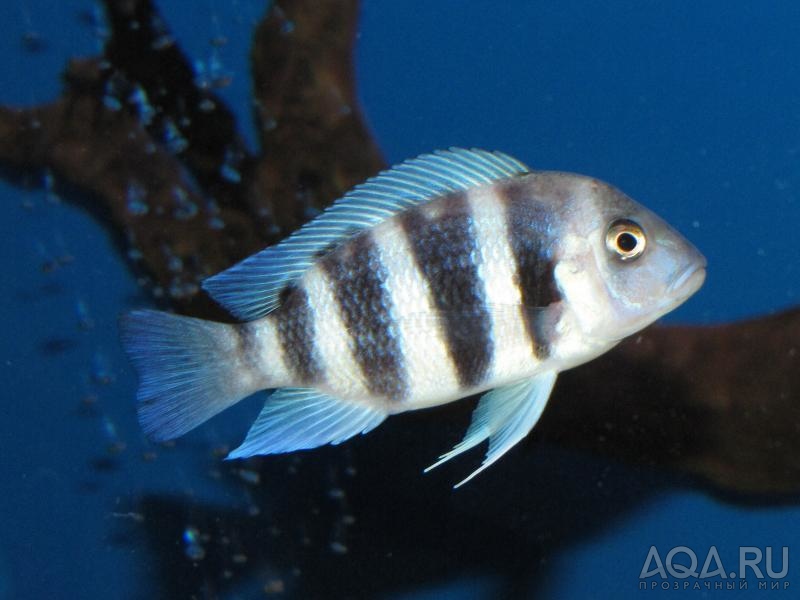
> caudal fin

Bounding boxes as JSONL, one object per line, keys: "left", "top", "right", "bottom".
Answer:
{"left": 119, "top": 309, "right": 259, "bottom": 441}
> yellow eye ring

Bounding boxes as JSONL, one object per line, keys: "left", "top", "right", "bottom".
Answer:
{"left": 605, "top": 219, "right": 646, "bottom": 261}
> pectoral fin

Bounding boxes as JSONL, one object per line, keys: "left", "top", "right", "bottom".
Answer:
{"left": 426, "top": 370, "right": 558, "bottom": 487}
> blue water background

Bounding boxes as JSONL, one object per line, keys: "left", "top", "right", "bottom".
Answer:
{"left": 1, "top": 0, "right": 799, "bottom": 597}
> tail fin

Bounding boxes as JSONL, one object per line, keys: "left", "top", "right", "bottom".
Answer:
{"left": 119, "top": 309, "right": 259, "bottom": 441}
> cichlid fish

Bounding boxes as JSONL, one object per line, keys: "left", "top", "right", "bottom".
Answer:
{"left": 120, "top": 148, "right": 705, "bottom": 486}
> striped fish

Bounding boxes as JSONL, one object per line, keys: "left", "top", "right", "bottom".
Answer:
{"left": 121, "top": 148, "right": 706, "bottom": 486}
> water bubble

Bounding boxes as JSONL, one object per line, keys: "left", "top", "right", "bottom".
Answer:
{"left": 91, "top": 352, "right": 114, "bottom": 385}
{"left": 327, "top": 487, "right": 345, "bottom": 500}
{"left": 42, "top": 169, "right": 60, "bottom": 203}
{"left": 207, "top": 216, "right": 225, "bottom": 230}
{"left": 171, "top": 187, "right": 198, "bottom": 220}
{"left": 102, "top": 95, "right": 122, "bottom": 112}
{"left": 182, "top": 526, "right": 205, "bottom": 561}
{"left": 220, "top": 163, "right": 241, "bottom": 183}
{"left": 261, "top": 116, "right": 277, "bottom": 131}
{"left": 151, "top": 34, "right": 174, "bottom": 51}
{"left": 194, "top": 51, "right": 233, "bottom": 89}
{"left": 329, "top": 541, "right": 348, "bottom": 555}
{"left": 111, "top": 511, "right": 144, "bottom": 523}
{"left": 125, "top": 182, "right": 149, "bottom": 216}
{"left": 127, "top": 248, "right": 143, "bottom": 261}
{"left": 75, "top": 299, "right": 95, "bottom": 331}
{"left": 198, "top": 98, "right": 216, "bottom": 113}
{"left": 107, "top": 440, "right": 126, "bottom": 455}
{"left": 166, "top": 254, "right": 183, "bottom": 273}
{"left": 162, "top": 119, "right": 189, "bottom": 154}
{"left": 237, "top": 469, "right": 260, "bottom": 485}
{"left": 263, "top": 579, "right": 285, "bottom": 594}
{"left": 127, "top": 86, "right": 155, "bottom": 126}
{"left": 101, "top": 415, "right": 118, "bottom": 440}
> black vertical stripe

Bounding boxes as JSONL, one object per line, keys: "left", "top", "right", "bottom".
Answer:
{"left": 277, "top": 285, "right": 324, "bottom": 383}
{"left": 499, "top": 180, "right": 561, "bottom": 358}
{"left": 234, "top": 322, "right": 262, "bottom": 373}
{"left": 320, "top": 232, "right": 407, "bottom": 401}
{"left": 399, "top": 192, "right": 492, "bottom": 388}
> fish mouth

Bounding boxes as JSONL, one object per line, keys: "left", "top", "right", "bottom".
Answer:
{"left": 667, "top": 261, "right": 707, "bottom": 298}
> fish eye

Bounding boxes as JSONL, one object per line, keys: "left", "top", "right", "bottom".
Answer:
{"left": 605, "top": 219, "right": 646, "bottom": 261}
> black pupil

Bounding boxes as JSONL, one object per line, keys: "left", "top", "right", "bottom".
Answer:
{"left": 617, "top": 232, "right": 638, "bottom": 253}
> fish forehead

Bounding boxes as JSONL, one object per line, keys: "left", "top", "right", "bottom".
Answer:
{"left": 503, "top": 171, "right": 639, "bottom": 224}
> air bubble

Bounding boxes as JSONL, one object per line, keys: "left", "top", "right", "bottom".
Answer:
{"left": 103, "top": 95, "right": 122, "bottom": 112}
{"left": 91, "top": 352, "right": 114, "bottom": 385}
{"left": 238, "top": 469, "right": 260, "bottom": 485}
{"left": 220, "top": 164, "right": 241, "bottom": 183}
{"left": 167, "top": 254, "right": 183, "bottom": 273}
{"left": 263, "top": 579, "right": 285, "bottom": 594}
{"left": 128, "top": 86, "right": 155, "bottom": 126}
{"left": 127, "top": 248, "right": 143, "bottom": 261}
{"left": 75, "top": 299, "right": 95, "bottom": 331}
{"left": 151, "top": 34, "right": 174, "bottom": 50}
{"left": 183, "top": 526, "right": 205, "bottom": 561}
{"left": 329, "top": 541, "right": 348, "bottom": 555}
{"left": 198, "top": 98, "right": 216, "bottom": 112}
{"left": 171, "top": 187, "right": 198, "bottom": 220}
{"left": 126, "top": 182, "right": 149, "bottom": 215}
{"left": 162, "top": 119, "right": 189, "bottom": 154}
{"left": 327, "top": 487, "right": 345, "bottom": 500}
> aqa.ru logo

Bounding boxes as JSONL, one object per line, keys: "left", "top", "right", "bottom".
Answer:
{"left": 639, "top": 546, "right": 790, "bottom": 591}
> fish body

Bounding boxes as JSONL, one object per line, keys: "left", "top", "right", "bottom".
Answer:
{"left": 121, "top": 149, "right": 705, "bottom": 485}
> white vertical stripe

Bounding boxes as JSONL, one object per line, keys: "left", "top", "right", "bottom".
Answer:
{"left": 467, "top": 184, "right": 540, "bottom": 385}
{"left": 372, "top": 219, "right": 462, "bottom": 409}
{"left": 249, "top": 316, "right": 291, "bottom": 388}
{"left": 301, "top": 266, "right": 372, "bottom": 400}
{"left": 551, "top": 193, "right": 618, "bottom": 366}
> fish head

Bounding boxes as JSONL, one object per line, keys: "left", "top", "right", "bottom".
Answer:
{"left": 547, "top": 173, "right": 706, "bottom": 343}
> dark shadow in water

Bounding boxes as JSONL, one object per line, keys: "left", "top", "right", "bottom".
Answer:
{"left": 133, "top": 443, "right": 672, "bottom": 598}
{"left": 38, "top": 337, "right": 79, "bottom": 356}
{"left": 129, "top": 339, "right": 799, "bottom": 597}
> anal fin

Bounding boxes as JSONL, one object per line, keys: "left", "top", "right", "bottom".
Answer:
{"left": 227, "top": 388, "right": 386, "bottom": 459}
{"left": 426, "top": 371, "right": 558, "bottom": 487}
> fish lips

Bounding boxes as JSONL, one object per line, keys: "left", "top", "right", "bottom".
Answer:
{"left": 667, "top": 260, "right": 707, "bottom": 299}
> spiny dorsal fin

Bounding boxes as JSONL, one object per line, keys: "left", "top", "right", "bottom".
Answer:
{"left": 202, "top": 148, "right": 530, "bottom": 320}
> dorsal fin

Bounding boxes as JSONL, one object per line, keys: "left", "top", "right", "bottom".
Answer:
{"left": 202, "top": 148, "right": 530, "bottom": 320}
